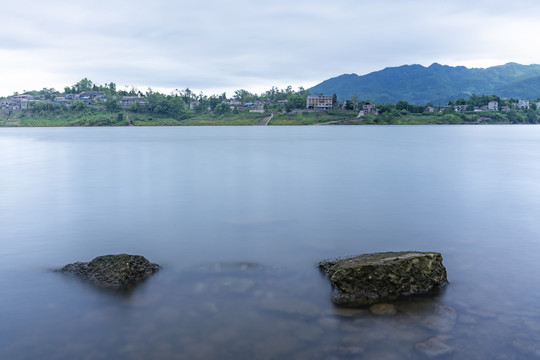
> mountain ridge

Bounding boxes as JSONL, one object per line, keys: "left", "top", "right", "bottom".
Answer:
{"left": 309, "top": 63, "right": 540, "bottom": 104}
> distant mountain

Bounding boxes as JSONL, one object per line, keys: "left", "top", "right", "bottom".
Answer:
{"left": 309, "top": 63, "right": 540, "bottom": 104}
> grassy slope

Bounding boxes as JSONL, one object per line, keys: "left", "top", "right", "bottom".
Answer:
{"left": 0, "top": 110, "right": 269, "bottom": 127}
{"left": 269, "top": 110, "right": 360, "bottom": 125}
{"left": 0, "top": 108, "right": 529, "bottom": 126}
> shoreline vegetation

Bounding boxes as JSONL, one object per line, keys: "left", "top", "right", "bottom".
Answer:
{"left": 1, "top": 78, "right": 540, "bottom": 126}
{"left": 2, "top": 109, "right": 538, "bottom": 127}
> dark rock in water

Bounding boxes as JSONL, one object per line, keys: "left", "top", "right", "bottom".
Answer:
{"left": 57, "top": 254, "right": 160, "bottom": 291}
{"left": 319, "top": 251, "right": 447, "bottom": 306}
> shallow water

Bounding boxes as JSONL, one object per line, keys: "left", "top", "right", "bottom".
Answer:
{"left": 1, "top": 125, "right": 540, "bottom": 359}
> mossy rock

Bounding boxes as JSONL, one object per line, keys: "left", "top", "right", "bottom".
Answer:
{"left": 58, "top": 254, "right": 160, "bottom": 291}
{"left": 319, "top": 251, "right": 447, "bottom": 306}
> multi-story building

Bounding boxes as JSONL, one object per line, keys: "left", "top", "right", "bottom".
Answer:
{"left": 488, "top": 101, "right": 498, "bottom": 111}
{"left": 119, "top": 96, "right": 146, "bottom": 107}
{"left": 516, "top": 99, "right": 530, "bottom": 109}
{"left": 306, "top": 95, "right": 334, "bottom": 110}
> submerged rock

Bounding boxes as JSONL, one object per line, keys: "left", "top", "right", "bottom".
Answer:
{"left": 369, "top": 303, "right": 398, "bottom": 316}
{"left": 420, "top": 305, "right": 457, "bottom": 333}
{"left": 415, "top": 337, "right": 454, "bottom": 358}
{"left": 57, "top": 254, "right": 160, "bottom": 291}
{"left": 319, "top": 251, "right": 447, "bottom": 306}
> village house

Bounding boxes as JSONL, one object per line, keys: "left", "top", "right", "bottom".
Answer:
{"left": 454, "top": 104, "right": 470, "bottom": 112}
{"left": 54, "top": 97, "right": 70, "bottom": 105}
{"left": 474, "top": 106, "right": 489, "bottom": 111}
{"left": 247, "top": 100, "right": 265, "bottom": 113}
{"left": 516, "top": 99, "right": 530, "bottom": 109}
{"left": 488, "top": 101, "right": 498, "bottom": 111}
{"left": 118, "top": 96, "right": 146, "bottom": 107}
{"left": 77, "top": 91, "right": 104, "bottom": 99}
{"left": 245, "top": 100, "right": 265, "bottom": 110}
{"left": 227, "top": 100, "right": 242, "bottom": 109}
{"left": 424, "top": 106, "right": 435, "bottom": 113}
{"left": 11, "top": 94, "right": 35, "bottom": 101}
{"left": 357, "top": 102, "right": 379, "bottom": 117}
{"left": 363, "top": 102, "right": 378, "bottom": 114}
{"left": 0, "top": 98, "right": 12, "bottom": 108}
{"left": 306, "top": 95, "right": 334, "bottom": 110}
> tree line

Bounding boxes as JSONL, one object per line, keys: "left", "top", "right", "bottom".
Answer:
{"left": 20, "top": 78, "right": 314, "bottom": 119}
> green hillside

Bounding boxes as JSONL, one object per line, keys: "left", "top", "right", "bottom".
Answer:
{"left": 309, "top": 63, "right": 540, "bottom": 104}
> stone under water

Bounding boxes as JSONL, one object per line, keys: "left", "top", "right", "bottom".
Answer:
{"left": 57, "top": 254, "right": 160, "bottom": 291}
{"left": 319, "top": 251, "right": 448, "bottom": 306}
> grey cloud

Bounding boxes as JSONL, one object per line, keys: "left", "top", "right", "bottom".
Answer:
{"left": 1, "top": 0, "right": 540, "bottom": 96}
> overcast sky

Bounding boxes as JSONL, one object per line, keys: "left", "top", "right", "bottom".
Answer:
{"left": 2, "top": 0, "right": 540, "bottom": 97}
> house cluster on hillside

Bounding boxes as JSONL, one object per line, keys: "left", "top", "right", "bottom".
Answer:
{"left": 0, "top": 94, "right": 35, "bottom": 111}
{"left": 1, "top": 89, "right": 539, "bottom": 116}
{"left": 0, "top": 92, "right": 146, "bottom": 113}
{"left": 188, "top": 99, "right": 287, "bottom": 113}
{"left": 443, "top": 99, "right": 537, "bottom": 113}
{"left": 0, "top": 91, "right": 290, "bottom": 114}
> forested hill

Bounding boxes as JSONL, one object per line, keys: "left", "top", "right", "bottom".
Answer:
{"left": 309, "top": 63, "right": 540, "bottom": 104}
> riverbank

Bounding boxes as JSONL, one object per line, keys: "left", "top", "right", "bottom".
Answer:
{"left": 0, "top": 108, "right": 529, "bottom": 126}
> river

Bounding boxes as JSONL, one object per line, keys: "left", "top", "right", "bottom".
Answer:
{"left": 1, "top": 125, "right": 540, "bottom": 359}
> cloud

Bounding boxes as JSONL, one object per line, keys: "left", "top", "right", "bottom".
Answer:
{"left": 1, "top": 0, "right": 540, "bottom": 96}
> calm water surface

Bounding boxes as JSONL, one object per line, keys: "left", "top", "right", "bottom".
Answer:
{"left": 1, "top": 126, "right": 540, "bottom": 359}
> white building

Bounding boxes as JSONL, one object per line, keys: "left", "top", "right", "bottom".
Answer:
{"left": 516, "top": 99, "right": 530, "bottom": 109}
{"left": 488, "top": 101, "right": 498, "bottom": 111}
{"left": 119, "top": 96, "right": 146, "bottom": 107}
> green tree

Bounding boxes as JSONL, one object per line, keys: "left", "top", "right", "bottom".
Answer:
{"left": 377, "top": 104, "right": 395, "bottom": 114}
{"left": 285, "top": 94, "right": 305, "bottom": 110}
{"left": 443, "top": 107, "right": 454, "bottom": 115}
{"left": 179, "top": 88, "right": 194, "bottom": 104}
{"left": 213, "top": 102, "right": 230, "bottom": 115}
{"left": 29, "top": 101, "right": 57, "bottom": 114}
{"left": 129, "top": 101, "right": 142, "bottom": 113}
{"left": 71, "top": 100, "right": 85, "bottom": 112}
{"left": 396, "top": 101, "right": 409, "bottom": 111}
{"left": 506, "top": 110, "right": 524, "bottom": 124}
{"left": 105, "top": 97, "right": 120, "bottom": 112}
{"left": 207, "top": 95, "right": 224, "bottom": 111}
{"left": 72, "top": 78, "right": 93, "bottom": 93}
{"left": 146, "top": 93, "right": 168, "bottom": 114}
{"left": 234, "top": 89, "right": 255, "bottom": 103}
{"left": 526, "top": 109, "right": 537, "bottom": 123}
{"left": 168, "top": 97, "right": 188, "bottom": 120}
{"left": 442, "top": 114, "right": 460, "bottom": 123}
